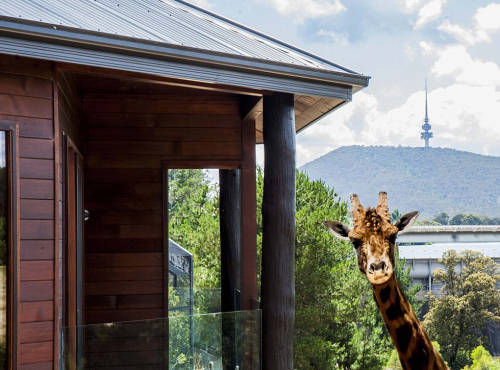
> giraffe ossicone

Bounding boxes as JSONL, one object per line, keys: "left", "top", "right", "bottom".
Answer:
{"left": 325, "top": 192, "right": 448, "bottom": 370}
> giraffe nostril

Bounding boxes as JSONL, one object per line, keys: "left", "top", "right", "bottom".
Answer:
{"left": 369, "top": 261, "right": 387, "bottom": 273}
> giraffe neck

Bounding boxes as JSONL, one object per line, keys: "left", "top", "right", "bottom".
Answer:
{"left": 372, "top": 277, "right": 448, "bottom": 369}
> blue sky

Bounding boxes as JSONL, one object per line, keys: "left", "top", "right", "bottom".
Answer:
{"left": 188, "top": 0, "right": 500, "bottom": 166}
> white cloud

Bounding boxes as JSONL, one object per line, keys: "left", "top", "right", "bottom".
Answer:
{"left": 438, "top": 3, "right": 500, "bottom": 45}
{"left": 475, "top": 3, "right": 500, "bottom": 30}
{"left": 415, "top": 0, "right": 447, "bottom": 28}
{"left": 297, "top": 82, "right": 500, "bottom": 166}
{"left": 317, "top": 29, "right": 349, "bottom": 45}
{"left": 397, "top": 0, "right": 425, "bottom": 12}
{"left": 419, "top": 40, "right": 433, "bottom": 55}
{"left": 438, "top": 20, "right": 489, "bottom": 45}
{"left": 423, "top": 43, "right": 500, "bottom": 86}
{"left": 296, "top": 35, "right": 500, "bottom": 166}
{"left": 256, "top": 0, "right": 345, "bottom": 20}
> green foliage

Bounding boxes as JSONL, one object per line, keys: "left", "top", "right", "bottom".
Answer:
{"left": 391, "top": 209, "right": 402, "bottom": 223}
{"left": 449, "top": 213, "right": 500, "bottom": 225}
{"left": 168, "top": 169, "right": 220, "bottom": 289}
{"left": 429, "top": 212, "right": 500, "bottom": 225}
{"left": 0, "top": 217, "right": 6, "bottom": 266}
{"left": 169, "top": 168, "right": 422, "bottom": 369}
{"left": 423, "top": 250, "right": 500, "bottom": 370}
{"left": 462, "top": 345, "right": 500, "bottom": 370}
{"left": 266, "top": 170, "right": 420, "bottom": 369}
{"left": 384, "top": 341, "right": 443, "bottom": 370}
{"left": 434, "top": 212, "right": 450, "bottom": 225}
{"left": 415, "top": 219, "right": 441, "bottom": 226}
{"left": 169, "top": 287, "right": 192, "bottom": 368}
{"left": 300, "top": 145, "right": 500, "bottom": 219}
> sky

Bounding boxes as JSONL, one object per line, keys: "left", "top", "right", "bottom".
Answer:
{"left": 187, "top": 0, "right": 500, "bottom": 167}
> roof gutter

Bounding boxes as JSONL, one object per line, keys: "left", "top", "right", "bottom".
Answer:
{"left": 0, "top": 17, "right": 369, "bottom": 96}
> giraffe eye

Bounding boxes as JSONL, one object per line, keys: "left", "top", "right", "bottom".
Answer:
{"left": 350, "top": 238, "right": 363, "bottom": 249}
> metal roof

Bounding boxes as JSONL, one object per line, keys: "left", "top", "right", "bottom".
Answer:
{"left": 406, "top": 226, "right": 500, "bottom": 233}
{"left": 0, "top": 0, "right": 361, "bottom": 77}
{"left": 399, "top": 242, "right": 500, "bottom": 260}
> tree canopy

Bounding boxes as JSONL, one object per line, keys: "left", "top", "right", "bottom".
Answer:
{"left": 431, "top": 212, "right": 500, "bottom": 225}
{"left": 462, "top": 345, "right": 500, "bottom": 370}
{"left": 423, "top": 250, "right": 500, "bottom": 369}
{"left": 168, "top": 168, "right": 422, "bottom": 369}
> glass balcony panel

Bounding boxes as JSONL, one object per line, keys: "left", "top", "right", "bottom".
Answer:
{"left": 62, "top": 309, "right": 261, "bottom": 370}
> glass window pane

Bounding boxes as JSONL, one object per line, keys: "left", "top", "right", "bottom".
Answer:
{"left": 0, "top": 131, "right": 7, "bottom": 367}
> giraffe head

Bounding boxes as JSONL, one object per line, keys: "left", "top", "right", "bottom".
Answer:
{"left": 325, "top": 192, "right": 418, "bottom": 286}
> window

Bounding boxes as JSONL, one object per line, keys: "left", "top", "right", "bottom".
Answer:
{"left": 0, "top": 131, "right": 7, "bottom": 367}
{"left": 0, "top": 130, "right": 10, "bottom": 368}
{"left": 0, "top": 123, "right": 17, "bottom": 369}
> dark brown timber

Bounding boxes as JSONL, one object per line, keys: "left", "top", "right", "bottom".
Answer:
{"left": 220, "top": 169, "right": 241, "bottom": 368}
{"left": 261, "top": 93, "right": 296, "bottom": 370}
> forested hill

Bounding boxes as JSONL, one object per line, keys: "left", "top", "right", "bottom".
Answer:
{"left": 300, "top": 146, "right": 500, "bottom": 219}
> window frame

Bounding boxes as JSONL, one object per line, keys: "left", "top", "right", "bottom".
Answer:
{"left": 0, "top": 120, "right": 18, "bottom": 370}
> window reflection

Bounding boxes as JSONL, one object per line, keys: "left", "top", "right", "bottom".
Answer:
{"left": 0, "top": 131, "right": 7, "bottom": 367}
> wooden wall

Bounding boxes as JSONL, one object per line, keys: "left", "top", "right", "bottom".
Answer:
{"left": 83, "top": 90, "right": 241, "bottom": 324}
{"left": 0, "top": 55, "right": 251, "bottom": 368}
{"left": 81, "top": 89, "right": 241, "bottom": 367}
{"left": 0, "top": 56, "right": 55, "bottom": 369}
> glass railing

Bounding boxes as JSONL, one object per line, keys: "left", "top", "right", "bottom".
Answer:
{"left": 61, "top": 309, "right": 261, "bottom": 369}
{"left": 169, "top": 288, "right": 222, "bottom": 315}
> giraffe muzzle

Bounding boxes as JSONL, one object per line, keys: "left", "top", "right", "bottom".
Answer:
{"left": 367, "top": 259, "right": 392, "bottom": 285}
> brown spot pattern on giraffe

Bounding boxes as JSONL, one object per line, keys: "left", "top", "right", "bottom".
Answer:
{"left": 326, "top": 193, "right": 448, "bottom": 369}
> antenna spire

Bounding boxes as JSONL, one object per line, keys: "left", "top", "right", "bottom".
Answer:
{"left": 421, "top": 78, "right": 433, "bottom": 148}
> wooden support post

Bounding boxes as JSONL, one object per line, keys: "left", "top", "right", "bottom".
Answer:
{"left": 239, "top": 97, "right": 259, "bottom": 368}
{"left": 220, "top": 168, "right": 241, "bottom": 368}
{"left": 220, "top": 169, "right": 241, "bottom": 311}
{"left": 261, "top": 93, "right": 296, "bottom": 370}
{"left": 240, "top": 112, "right": 257, "bottom": 312}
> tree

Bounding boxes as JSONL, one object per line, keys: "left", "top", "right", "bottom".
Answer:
{"left": 423, "top": 250, "right": 500, "bottom": 370}
{"left": 168, "top": 169, "right": 221, "bottom": 290}
{"left": 462, "top": 345, "right": 500, "bottom": 370}
{"left": 169, "top": 168, "right": 422, "bottom": 368}
{"left": 391, "top": 209, "right": 402, "bottom": 223}
{"left": 449, "top": 214, "right": 482, "bottom": 225}
{"left": 266, "top": 170, "right": 420, "bottom": 369}
{"left": 384, "top": 341, "right": 444, "bottom": 369}
{"left": 434, "top": 212, "right": 450, "bottom": 225}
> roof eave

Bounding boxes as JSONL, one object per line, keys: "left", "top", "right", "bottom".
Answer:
{"left": 0, "top": 17, "right": 370, "bottom": 92}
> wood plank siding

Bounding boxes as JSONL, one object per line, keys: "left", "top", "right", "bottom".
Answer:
{"left": 84, "top": 89, "right": 241, "bottom": 327}
{"left": 0, "top": 55, "right": 56, "bottom": 368}
{"left": 82, "top": 89, "right": 242, "bottom": 368}
{"left": 1, "top": 54, "right": 251, "bottom": 368}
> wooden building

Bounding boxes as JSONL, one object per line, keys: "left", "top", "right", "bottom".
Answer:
{"left": 0, "top": 0, "right": 369, "bottom": 369}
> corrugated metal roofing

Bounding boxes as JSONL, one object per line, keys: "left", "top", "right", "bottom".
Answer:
{"left": 0, "top": 0, "right": 355, "bottom": 75}
{"left": 407, "top": 225, "right": 500, "bottom": 233}
{"left": 399, "top": 242, "right": 500, "bottom": 259}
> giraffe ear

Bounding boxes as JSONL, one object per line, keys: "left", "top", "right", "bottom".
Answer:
{"left": 394, "top": 211, "right": 419, "bottom": 234}
{"left": 324, "top": 221, "right": 351, "bottom": 240}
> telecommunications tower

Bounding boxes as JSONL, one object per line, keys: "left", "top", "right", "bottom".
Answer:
{"left": 421, "top": 79, "right": 433, "bottom": 148}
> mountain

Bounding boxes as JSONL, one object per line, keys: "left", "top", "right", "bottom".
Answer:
{"left": 300, "top": 146, "right": 500, "bottom": 219}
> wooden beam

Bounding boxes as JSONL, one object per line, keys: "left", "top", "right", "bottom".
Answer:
{"left": 261, "top": 93, "right": 296, "bottom": 370}
{"left": 57, "top": 62, "right": 264, "bottom": 97}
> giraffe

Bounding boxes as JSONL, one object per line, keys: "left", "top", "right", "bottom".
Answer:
{"left": 325, "top": 192, "right": 448, "bottom": 370}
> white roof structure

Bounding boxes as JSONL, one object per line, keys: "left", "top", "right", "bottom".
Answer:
{"left": 398, "top": 225, "right": 500, "bottom": 260}
{"left": 399, "top": 242, "right": 500, "bottom": 260}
